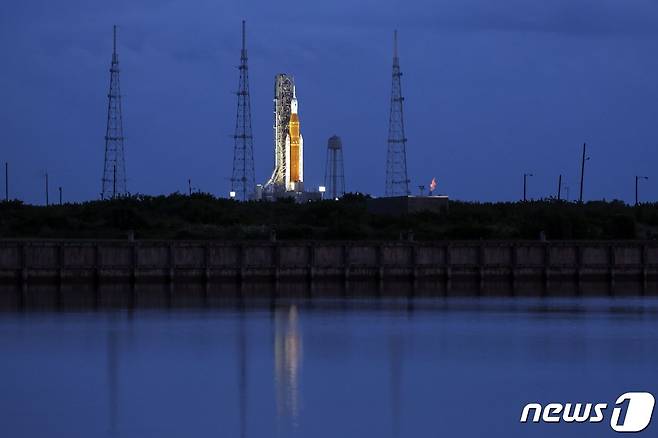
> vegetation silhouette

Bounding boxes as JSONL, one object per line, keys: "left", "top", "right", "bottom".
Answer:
{"left": 1, "top": 193, "right": 656, "bottom": 240}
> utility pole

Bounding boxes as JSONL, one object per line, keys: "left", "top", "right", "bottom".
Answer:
{"left": 188, "top": 179, "right": 192, "bottom": 196}
{"left": 45, "top": 172, "right": 49, "bottom": 206}
{"left": 4, "top": 162, "right": 7, "bottom": 202}
{"left": 579, "top": 143, "right": 589, "bottom": 203}
{"left": 523, "top": 173, "right": 533, "bottom": 202}
{"left": 635, "top": 176, "right": 649, "bottom": 206}
{"left": 59, "top": 187, "right": 62, "bottom": 205}
{"left": 557, "top": 174, "right": 562, "bottom": 201}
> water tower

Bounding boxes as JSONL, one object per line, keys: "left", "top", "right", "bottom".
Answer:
{"left": 324, "top": 135, "right": 345, "bottom": 199}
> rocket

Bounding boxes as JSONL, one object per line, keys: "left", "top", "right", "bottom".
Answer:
{"left": 285, "top": 86, "right": 303, "bottom": 191}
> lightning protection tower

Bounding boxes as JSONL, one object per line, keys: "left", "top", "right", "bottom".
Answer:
{"left": 231, "top": 20, "right": 256, "bottom": 201}
{"left": 101, "top": 25, "right": 128, "bottom": 199}
{"left": 384, "top": 30, "right": 410, "bottom": 197}
{"left": 324, "top": 135, "right": 345, "bottom": 199}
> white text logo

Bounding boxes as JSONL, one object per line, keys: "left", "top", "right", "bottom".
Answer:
{"left": 520, "top": 392, "right": 655, "bottom": 433}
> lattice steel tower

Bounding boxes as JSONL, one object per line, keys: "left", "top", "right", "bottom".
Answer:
{"left": 385, "top": 30, "right": 410, "bottom": 196}
{"left": 324, "top": 135, "right": 345, "bottom": 199}
{"left": 231, "top": 20, "right": 256, "bottom": 201}
{"left": 101, "top": 25, "right": 127, "bottom": 199}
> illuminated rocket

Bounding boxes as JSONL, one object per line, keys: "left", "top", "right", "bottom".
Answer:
{"left": 265, "top": 74, "right": 304, "bottom": 193}
{"left": 285, "top": 86, "right": 303, "bottom": 191}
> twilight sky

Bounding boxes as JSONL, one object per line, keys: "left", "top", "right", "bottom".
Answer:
{"left": 2, "top": 0, "right": 658, "bottom": 204}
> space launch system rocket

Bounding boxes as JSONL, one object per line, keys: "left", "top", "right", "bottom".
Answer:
{"left": 265, "top": 74, "right": 305, "bottom": 193}
{"left": 285, "top": 86, "right": 303, "bottom": 191}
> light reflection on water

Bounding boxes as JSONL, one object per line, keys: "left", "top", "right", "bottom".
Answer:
{"left": 0, "top": 297, "right": 657, "bottom": 438}
{"left": 274, "top": 305, "right": 302, "bottom": 431}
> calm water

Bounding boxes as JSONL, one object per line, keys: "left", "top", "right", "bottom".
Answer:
{"left": 1, "top": 297, "right": 657, "bottom": 437}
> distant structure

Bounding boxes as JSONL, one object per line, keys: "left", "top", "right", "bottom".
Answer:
{"left": 265, "top": 74, "right": 304, "bottom": 193}
{"left": 101, "top": 25, "right": 128, "bottom": 200}
{"left": 230, "top": 20, "right": 256, "bottom": 201}
{"left": 385, "top": 30, "right": 410, "bottom": 197}
{"left": 324, "top": 135, "right": 345, "bottom": 199}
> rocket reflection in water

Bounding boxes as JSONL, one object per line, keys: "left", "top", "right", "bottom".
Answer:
{"left": 274, "top": 305, "right": 303, "bottom": 426}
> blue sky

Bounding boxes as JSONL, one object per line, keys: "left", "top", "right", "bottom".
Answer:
{"left": 2, "top": 0, "right": 658, "bottom": 204}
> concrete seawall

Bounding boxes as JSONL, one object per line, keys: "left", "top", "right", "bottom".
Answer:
{"left": 1, "top": 239, "right": 657, "bottom": 285}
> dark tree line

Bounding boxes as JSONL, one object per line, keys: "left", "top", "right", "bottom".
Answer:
{"left": 1, "top": 193, "right": 657, "bottom": 240}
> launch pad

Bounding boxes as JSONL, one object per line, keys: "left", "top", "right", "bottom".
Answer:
{"left": 256, "top": 184, "right": 321, "bottom": 202}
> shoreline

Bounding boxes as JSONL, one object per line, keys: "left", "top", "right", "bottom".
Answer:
{"left": 1, "top": 239, "right": 657, "bottom": 282}
{"left": 0, "top": 240, "right": 657, "bottom": 300}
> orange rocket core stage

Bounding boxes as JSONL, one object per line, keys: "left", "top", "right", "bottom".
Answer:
{"left": 288, "top": 113, "right": 301, "bottom": 182}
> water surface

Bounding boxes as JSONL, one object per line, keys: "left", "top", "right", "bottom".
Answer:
{"left": 1, "top": 296, "right": 657, "bottom": 437}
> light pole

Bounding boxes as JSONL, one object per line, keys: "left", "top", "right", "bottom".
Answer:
{"left": 45, "top": 172, "right": 49, "bottom": 206}
{"left": 635, "top": 176, "right": 648, "bottom": 206}
{"left": 579, "top": 143, "right": 590, "bottom": 203}
{"left": 523, "top": 173, "right": 533, "bottom": 202}
{"left": 557, "top": 174, "right": 562, "bottom": 201}
{"left": 59, "top": 187, "right": 62, "bottom": 205}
